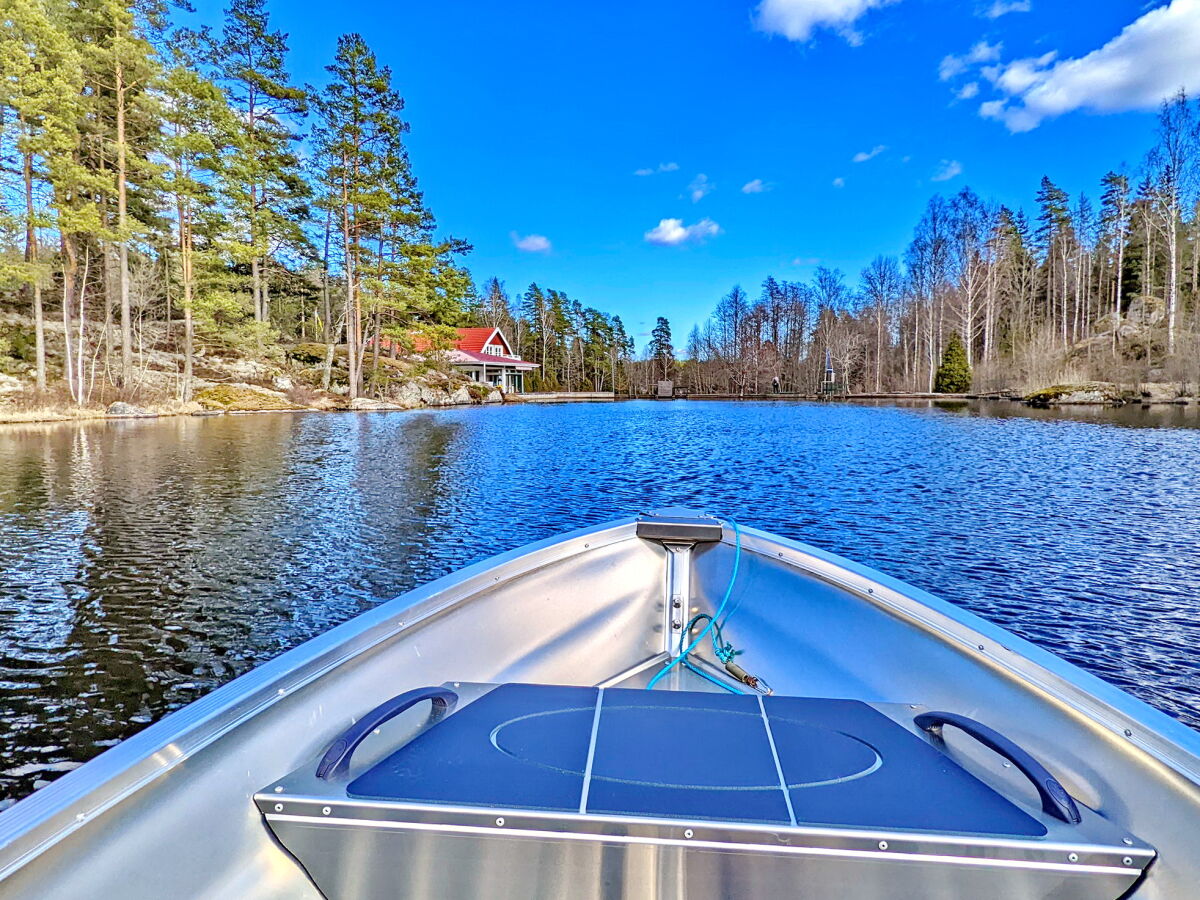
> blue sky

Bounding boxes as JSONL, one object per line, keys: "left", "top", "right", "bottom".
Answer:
{"left": 190, "top": 0, "right": 1200, "bottom": 344}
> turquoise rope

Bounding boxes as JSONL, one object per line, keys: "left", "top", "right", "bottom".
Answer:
{"left": 683, "top": 659, "right": 746, "bottom": 695}
{"left": 646, "top": 520, "right": 743, "bottom": 691}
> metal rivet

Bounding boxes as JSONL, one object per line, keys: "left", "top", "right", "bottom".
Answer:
{"left": 684, "top": 829, "right": 694, "bottom": 839}
{"left": 1002, "top": 761, "right": 1012, "bottom": 768}
{"left": 978, "top": 644, "right": 985, "bottom": 651}
{"left": 1123, "top": 838, "right": 1134, "bottom": 846}
{"left": 76, "top": 813, "right": 86, "bottom": 821}
{"left": 878, "top": 840, "right": 889, "bottom": 850}
{"left": 1123, "top": 857, "right": 1133, "bottom": 867}
{"left": 908, "top": 704, "right": 919, "bottom": 710}
{"left": 777, "top": 552, "right": 784, "bottom": 558}
{"left": 584, "top": 543, "right": 590, "bottom": 548}
{"left": 274, "top": 786, "right": 284, "bottom": 793}
{"left": 274, "top": 803, "right": 283, "bottom": 812}
{"left": 1124, "top": 729, "right": 1133, "bottom": 737}
{"left": 496, "top": 817, "right": 505, "bottom": 827}
{"left": 453, "top": 682, "right": 461, "bottom": 688}
{"left": 277, "top": 688, "right": 286, "bottom": 696}
{"left": 867, "top": 588, "right": 874, "bottom": 594}
{"left": 672, "top": 620, "right": 682, "bottom": 630}
{"left": 1068, "top": 853, "right": 1079, "bottom": 862}
{"left": 322, "top": 806, "right": 331, "bottom": 816}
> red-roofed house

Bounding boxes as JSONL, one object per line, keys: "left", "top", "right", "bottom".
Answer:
{"left": 404, "top": 327, "right": 538, "bottom": 393}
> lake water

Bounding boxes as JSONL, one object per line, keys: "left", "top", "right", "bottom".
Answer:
{"left": 2, "top": 399, "right": 1199, "bottom": 802}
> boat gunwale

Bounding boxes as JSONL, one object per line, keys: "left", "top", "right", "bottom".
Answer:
{"left": 729, "top": 528, "right": 1200, "bottom": 782}
{"left": 1, "top": 515, "right": 1197, "bottom": 883}
{"left": 0, "top": 518, "right": 641, "bottom": 880}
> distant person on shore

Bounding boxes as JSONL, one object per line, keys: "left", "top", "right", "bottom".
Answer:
{"left": 772, "top": 376, "right": 781, "bottom": 394}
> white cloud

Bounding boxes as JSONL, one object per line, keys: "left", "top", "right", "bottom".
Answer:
{"left": 644, "top": 218, "right": 722, "bottom": 246}
{"left": 754, "top": 0, "right": 897, "bottom": 44}
{"left": 634, "top": 162, "right": 680, "bottom": 176}
{"left": 931, "top": 159, "right": 963, "bottom": 182}
{"left": 977, "top": 0, "right": 1200, "bottom": 132}
{"left": 689, "top": 173, "right": 714, "bottom": 203}
{"left": 511, "top": 232, "right": 552, "bottom": 253}
{"left": 984, "top": 0, "right": 1030, "bottom": 17}
{"left": 956, "top": 82, "right": 980, "bottom": 100}
{"left": 742, "top": 178, "right": 772, "bottom": 193}
{"left": 792, "top": 256, "right": 820, "bottom": 266}
{"left": 852, "top": 144, "right": 887, "bottom": 162}
{"left": 939, "top": 41, "right": 1002, "bottom": 81}
{"left": 832, "top": 176, "right": 846, "bottom": 188}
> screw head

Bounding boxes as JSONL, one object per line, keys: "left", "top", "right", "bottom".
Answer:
{"left": 322, "top": 806, "right": 331, "bottom": 816}
{"left": 274, "top": 785, "right": 284, "bottom": 793}
{"left": 1123, "top": 838, "right": 1134, "bottom": 846}
{"left": 1123, "top": 857, "right": 1134, "bottom": 867}
{"left": 684, "top": 829, "right": 694, "bottom": 839}
{"left": 273, "top": 803, "right": 283, "bottom": 812}
{"left": 1068, "top": 853, "right": 1079, "bottom": 863}
{"left": 878, "top": 840, "right": 889, "bottom": 850}
{"left": 496, "top": 817, "right": 505, "bottom": 827}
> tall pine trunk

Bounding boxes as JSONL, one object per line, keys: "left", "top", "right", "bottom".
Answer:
{"left": 116, "top": 60, "right": 134, "bottom": 387}
{"left": 23, "top": 146, "right": 46, "bottom": 392}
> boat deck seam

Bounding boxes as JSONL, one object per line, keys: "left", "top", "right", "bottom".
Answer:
{"left": 579, "top": 688, "right": 605, "bottom": 813}
{"left": 758, "top": 694, "right": 797, "bottom": 827}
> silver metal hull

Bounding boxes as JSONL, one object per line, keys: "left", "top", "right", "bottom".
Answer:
{"left": 1, "top": 514, "right": 1197, "bottom": 898}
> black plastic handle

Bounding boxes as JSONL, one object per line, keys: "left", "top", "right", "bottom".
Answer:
{"left": 316, "top": 687, "right": 458, "bottom": 780}
{"left": 915, "top": 711, "right": 1082, "bottom": 825}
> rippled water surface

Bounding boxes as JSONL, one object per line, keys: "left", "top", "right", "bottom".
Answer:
{"left": 2, "top": 399, "right": 1199, "bottom": 802}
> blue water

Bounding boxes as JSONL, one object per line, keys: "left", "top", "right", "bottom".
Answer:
{"left": 1, "top": 399, "right": 1198, "bottom": 801}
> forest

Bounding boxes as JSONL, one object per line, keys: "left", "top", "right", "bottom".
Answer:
{"left": 1, "top": 0, "right": 1198, "bottom": 407}
{"left": 665, "top": 93, "right": 1200, "bottom": 397}
{"left": 0, "top": 0, "right": 631, "bottom": 408}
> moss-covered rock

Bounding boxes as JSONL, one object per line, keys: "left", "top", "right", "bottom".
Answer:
{"left": 194, "top": 383, "right": 301, "bottom": 412}
{"left": 1024, "top": 383, "right": 1125, "bottom": 407}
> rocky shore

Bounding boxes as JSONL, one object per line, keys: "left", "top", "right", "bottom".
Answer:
{"left": 0, "top": 316, "right": 505, "bottom": 426}
{"left": 1024, "top": 382, "right": 1198, "bottom": 407}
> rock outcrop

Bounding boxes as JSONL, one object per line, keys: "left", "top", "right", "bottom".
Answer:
{"left": 106, "top": 401, "right": 152, "bottom": 417}
{"left": 1024, "top": 383, "right": 1126, "bottom": 406}
{"left": 194, "top": 383, "right": 303, "bottom": 412}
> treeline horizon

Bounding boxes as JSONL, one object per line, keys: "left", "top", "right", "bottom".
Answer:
{"left": 2, "top": 1, "right": 1198, "bottom": 405}
{"left": 651, "top": 93, "right": 1200, "bottom": 396}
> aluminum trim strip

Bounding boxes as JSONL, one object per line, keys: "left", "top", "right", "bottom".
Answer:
{"left": 258, "top": 796, "right": 1153, "bottom": 869}
{"left": 264, "top": 813, "right": 1144, "bottom": 877}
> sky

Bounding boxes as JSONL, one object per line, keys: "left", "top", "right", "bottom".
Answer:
{"left": 190, "top": 0, "right": 1200, "bottom": 345}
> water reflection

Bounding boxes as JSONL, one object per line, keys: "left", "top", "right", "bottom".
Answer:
{"left": 1, "top": 400, "right": 1198, "bottom": 802}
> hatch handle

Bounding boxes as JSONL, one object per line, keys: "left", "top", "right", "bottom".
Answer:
{"left": 915, "top": 711, "right": 1082, "bottom": 824}
{"left": 316, "top": 687, "right": 458, "bottom": 780}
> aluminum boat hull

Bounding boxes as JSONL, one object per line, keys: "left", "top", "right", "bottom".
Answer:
{"left": 0, "top": 513, "right": 1197, "bottom": 898}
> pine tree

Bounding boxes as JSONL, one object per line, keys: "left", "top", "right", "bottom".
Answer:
{"left": 72, "top": 0, "right": 166, "bottom": 386}
{"left": 0, "top": 0, "right": 80, "bottom": 390}
{"left": 212, "top": 0, "right": 310, "bottom": 326}
{"left": 316, "top": 33, "right": 411, "bottom": 398}
{"left": 933, "top": 332, "right": 971, "bottom": 393}
{"left": 649, "top": 316, "right": 674, "bottom": 382}
{"left": 160, "top": 55, "right": 237, "bottom": 400}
